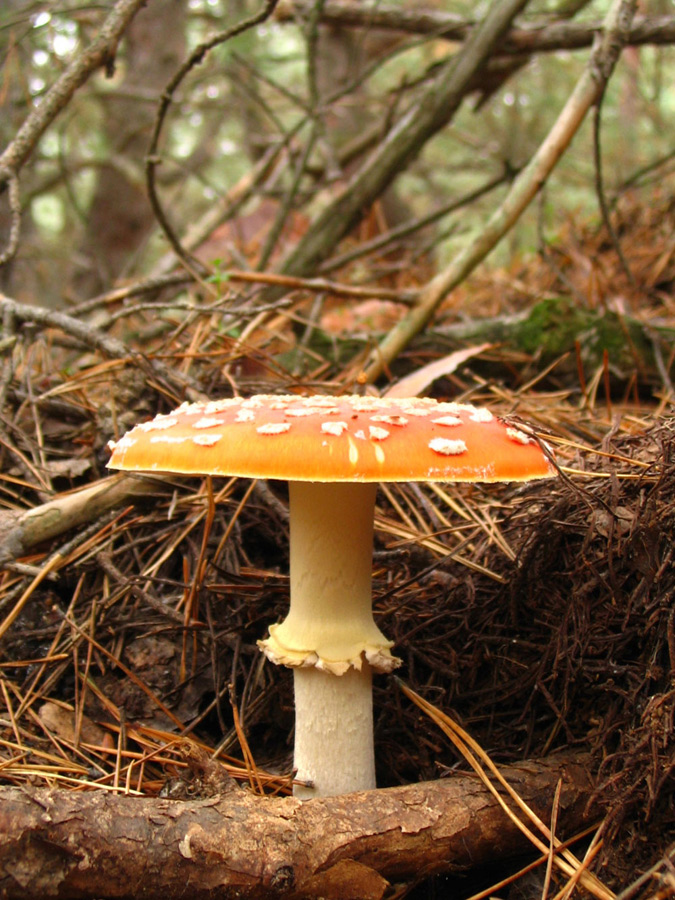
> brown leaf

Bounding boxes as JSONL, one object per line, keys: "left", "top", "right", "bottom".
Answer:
{"left": 385, "top": 344, "right": 491, "bottom": 398}
{"left": 39, "top": 701, "right": 110, "bottom": 747}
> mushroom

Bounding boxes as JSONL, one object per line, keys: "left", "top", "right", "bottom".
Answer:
{"left": 107, "top": 394, "right": 554, "bottom": 798}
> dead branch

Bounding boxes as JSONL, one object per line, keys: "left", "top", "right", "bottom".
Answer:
{"left": 279, "top": 1, "right": 675, "bottom": 54}
{"left": 363, "top": 0, "right": 637, "bottom": 383}
{"left": 0, "top": 754, "right": 596, "bottom": 900}
{"left": 0, "top": 473, "right": 158, "bottom": 565}
{"left": 216, "top": 269, "right": 417, "bottom": 303}
{"left": 0, "top": 295, "right": 204, "bottom": 398}
{"left": 0, "top": 0, "right": 146, "bottom": 177}
{"left": 0, "top": 295, "right": 142, "bottom": 363}
{"left": 0, "top": 470, "right": 290, "bottom": 568}
{"left": 145, "top": 0, "right": 281, "bottom": 274}
{"left": 276, "top": 0, "right": 528, "bottom": 284}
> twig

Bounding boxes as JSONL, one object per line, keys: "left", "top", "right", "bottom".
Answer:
{"left": 221, "top": 269, "right": 417, "bottom": 303}
{"left": 145, "top": 0, "right": 281, "bottom": 276}
{"left": 0, "top": 168, "right": 21, "bottom": 267}
{"left": 0, "top": 0, "right": 146, "bottom": 176}
{"left": 274, "top": 1, "right": 473, "bottom": 41}
{"left": 279, "top": 2, "right": 675, "bottom": 54}
{"left": 362, "top": 0, "right": 638, "bottom": 383}
{"left": 68, "top": 272, "right": 194, "bottom": 318}
{"left": 613, "top": 844, "right": 675, "bottom": 900}
{"left": 276, "top": 0, "right": 530, "bottom": 285}
{"left": 148, "top": 136, "right": 302, "bottom": 282}
{"left": 0, "top": 294, "right": 204, "bottom": 399}
{"left": 0, "top": 295, "right": 135, "bottom": 366}
{"left": 318, "top": 169, "right": 511, "bottom": 275}
{"left": 104, "top": 297, "right": 290, "bottom": 326}
{"left": 0, "top": 508, "right": 125, "bottom": 638}
{"left": 0, "top": 473, "right": 160, "bottom": 566}
{"left": 95, "top": 551, "right": 184, "bottom": 625}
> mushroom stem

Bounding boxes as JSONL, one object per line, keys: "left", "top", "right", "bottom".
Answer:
{"left": 260, "top": 480, "right": 396, "bottom": 797}
{"left": 293, "top": 664, "right": 374, "bottom": 799}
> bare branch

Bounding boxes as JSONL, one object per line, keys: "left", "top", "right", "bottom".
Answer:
{"left": 0, "top": 0, "right": 147, "bottom": 177}
{"left": 279, "top": 1, "right": 675, "bottom": 54}
{"left": 363, "top": 0, "right": 638, "bottom": 384}
{"left": 0, "top": 295, "right": 203, "bottom": 399}
{"left": 0, "top": 473, "right": 163, "bottom": 567}
{"left": 277, "top": 0, "right": 530, "bottom": 283}
{"left": 145, "top": 0, "right": 281, "bottom": 276}
{"left": 0, "top": 754, "right": 596, "bottom": 900}
{"left": 318, "top": 169, "right": 512, "bottom": 276}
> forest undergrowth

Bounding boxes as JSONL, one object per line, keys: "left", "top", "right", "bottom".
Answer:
{"left": 0, "top": 189, "right": 674, "bottom": 898}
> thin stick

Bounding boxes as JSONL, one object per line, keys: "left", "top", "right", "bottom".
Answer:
{"left": 363, "top": 0, "right": 637, "bottom": 383}
{"left": 0, "top": 0, "right": 146, "bottom": 175}
{"left": 145, "top": 0, "right": 281, "bottom": 273}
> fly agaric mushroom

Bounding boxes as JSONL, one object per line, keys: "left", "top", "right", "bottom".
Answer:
{"left": 107, "top": 394, "right": 554, "bottom": 798}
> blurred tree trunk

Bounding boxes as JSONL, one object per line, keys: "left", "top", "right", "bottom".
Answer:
{"left": 74, "top": 0, "right": 185, "bottom": 298}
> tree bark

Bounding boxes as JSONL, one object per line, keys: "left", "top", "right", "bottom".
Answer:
{"left": 0, "top": 754, "right": 596, "bottom": 899}
{"left": 0, "top": 472, "right": 159, "bottom": 566}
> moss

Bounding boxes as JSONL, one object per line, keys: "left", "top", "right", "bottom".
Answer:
{"left": 513, "top": 297, "right": 659, "bottom": 374}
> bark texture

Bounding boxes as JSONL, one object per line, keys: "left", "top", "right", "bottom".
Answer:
{"left": 0, "top": 755, "right": 595, "bottom": 899}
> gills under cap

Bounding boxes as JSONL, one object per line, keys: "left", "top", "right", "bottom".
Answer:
{"left": 107, "top": 393, "right": 554, "bottom": 483}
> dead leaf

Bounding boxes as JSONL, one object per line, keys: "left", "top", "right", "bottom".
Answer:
{"left": 44, "top": 458, "right": 91, "bottom": 479}
{"left": 39, "top": 701, "right": 111, "bottom": 747}
{"left": 385, "top": 343, "right": 492, "bottom": 398}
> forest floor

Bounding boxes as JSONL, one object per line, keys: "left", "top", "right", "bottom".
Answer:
{"left": 0, "top": 188, "right": 674, "bottom": 898}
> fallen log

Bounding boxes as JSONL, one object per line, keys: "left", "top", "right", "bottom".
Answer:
{"left": 0, "top": 754, "right": 596, "bottom": 899}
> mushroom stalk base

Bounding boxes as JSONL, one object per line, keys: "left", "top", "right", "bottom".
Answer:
{"left": 293, "top": 664, "right": 374, "bottom": 799}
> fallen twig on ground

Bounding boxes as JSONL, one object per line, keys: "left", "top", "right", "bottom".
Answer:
{"left": 0, "top": 753, "right": 595, "bottom": 900}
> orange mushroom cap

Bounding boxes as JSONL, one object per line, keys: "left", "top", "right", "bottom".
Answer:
{"left": 107, "top": 394, "right": 554, "bottom": 483}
